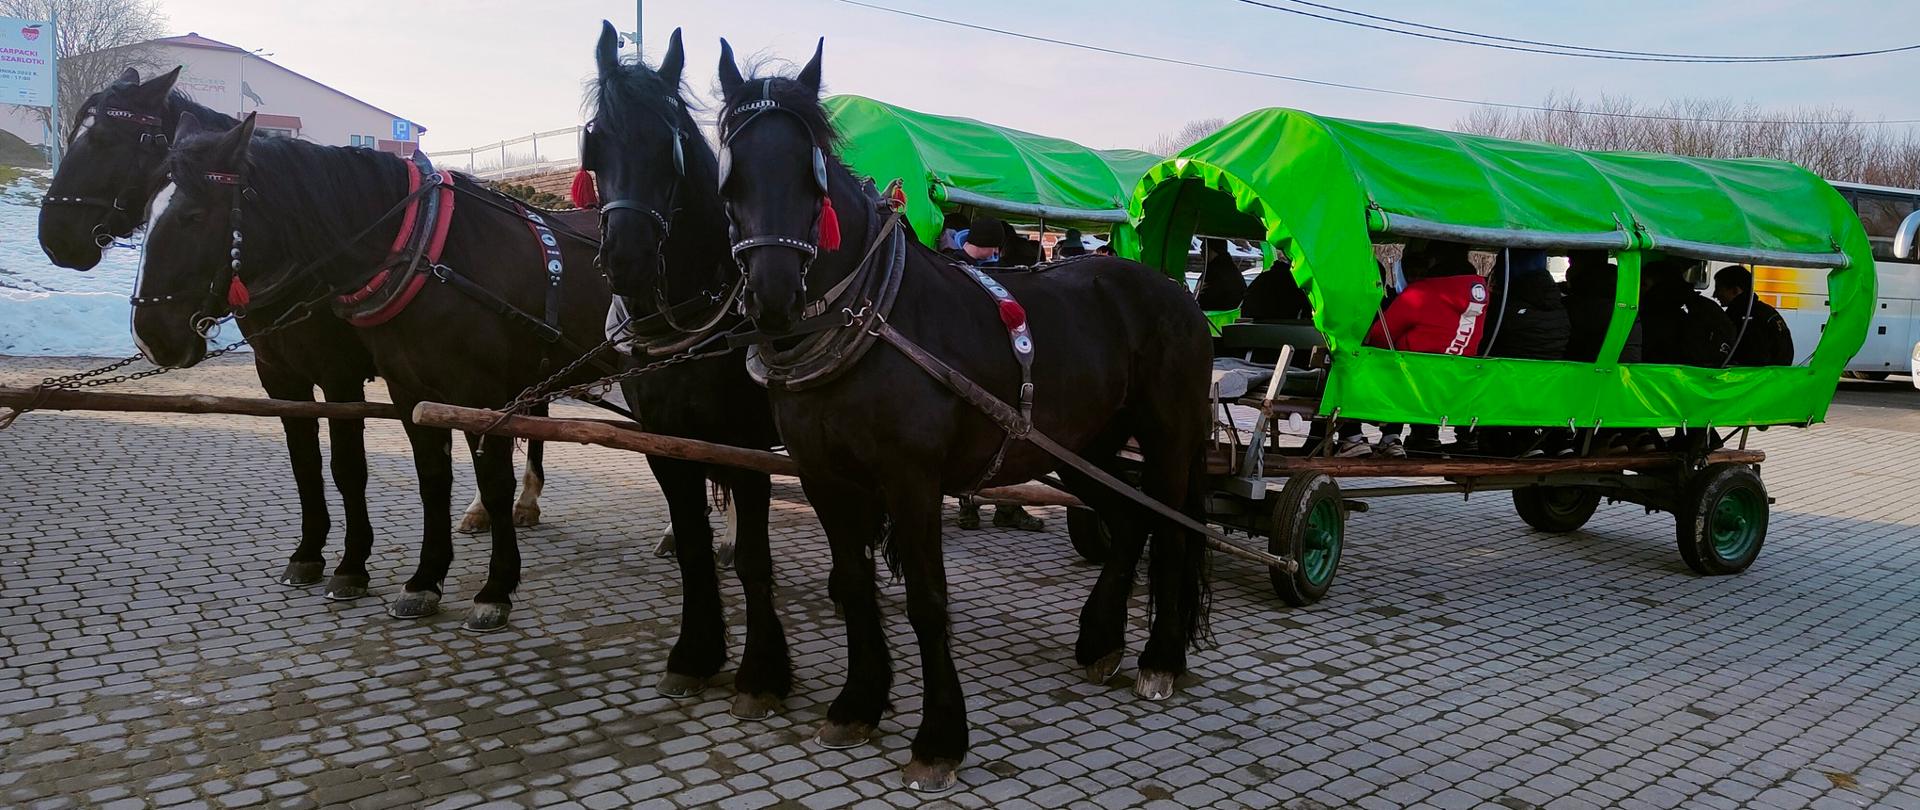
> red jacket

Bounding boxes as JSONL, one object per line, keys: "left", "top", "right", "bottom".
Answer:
{"left": 1365, "top": 274, "right": 1491, "bottom": 356}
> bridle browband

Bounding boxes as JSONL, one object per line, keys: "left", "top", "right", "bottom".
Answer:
{"left": 719, "top": 80, "right": 833, "bottom": 275}
{"left": 44, "top": 106, "right": 174, "bottom": 248}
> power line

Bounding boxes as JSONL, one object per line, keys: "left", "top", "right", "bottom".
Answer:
{"left": 832, "top": 0, "right": 1920, "bottom": 126}
{"left": 1234, "top": 0, "right": 1920, "bottom": 63}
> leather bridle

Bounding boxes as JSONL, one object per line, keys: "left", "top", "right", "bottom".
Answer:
{"left": 719, "top": 80, "right": 832, "bottom": 278}
{"left": 128, "top": 166, "right": 254, "bottom": 340}
{"left": 43, "top": 107, "right": 173, "bottom": 248}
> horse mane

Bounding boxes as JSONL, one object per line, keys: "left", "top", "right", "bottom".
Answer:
{"left": 167, "top": 132, "right": 411, "bottom": 281}
{"left": 586, "top": 55, "right": 700, "bottom": 141}
{"left": 168, "top": 90, "right": 241, "bottom": 131}
{"left": 717, "top": 69, "right": 839, "bottom": 151}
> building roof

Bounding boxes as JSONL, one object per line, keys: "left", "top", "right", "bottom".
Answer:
{"left": 148, "top": 32, "right": 425, "bottom": 135}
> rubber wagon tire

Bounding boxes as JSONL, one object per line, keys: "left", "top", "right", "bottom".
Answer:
{"left": 1065, "top": 507, "right": 1109, "bottom": 564}
{"left": 1269, "top": 473, "right": 1344, "bottom": 606}
{"left": 1513, "top": 486, "right": 1601, "bottom": 533}
{"left": 1676, "top": 463, "right": 1768, "bottom": 575}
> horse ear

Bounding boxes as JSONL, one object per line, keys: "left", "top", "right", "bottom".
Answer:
{"left": 175, "top": 111, "right": 204, "bottom": 141}
{"left": 658, "top": 27, "right": 684, "bottom": 88}
{"left": 117, "top": 67, "right": 140, "bottom": 85}
{"left": 139, "top": 66, "right": 182, "bottom": 100}
{"left": 218, "top": 112, "right": 257, "bottom": 164}
{"left": 717, "top": 38, "right": 743, "bottom": 98}
{"left": 596, "top": 20, "right": 621, "bottom": 76}
{"left": 797, "top": 38, "right": 824, "bottom": 96}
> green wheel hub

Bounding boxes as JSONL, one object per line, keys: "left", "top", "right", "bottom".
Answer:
{"left": 1301, "top": 499, "right": 1342, "bottom": 586}
{"left": 1711, "top": 488, "right": 1764, "bottom": 560}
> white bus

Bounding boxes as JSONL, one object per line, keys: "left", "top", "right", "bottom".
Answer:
{"left": 1730, "top": 181, "right": 1920, "bottom": 379}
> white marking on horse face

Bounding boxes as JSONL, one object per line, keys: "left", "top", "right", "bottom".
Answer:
{"left": 130, "top": 181, "right": 177, "bottom": 364}
{"left": 71, "top": 114, "right": 95, "bottom": 146}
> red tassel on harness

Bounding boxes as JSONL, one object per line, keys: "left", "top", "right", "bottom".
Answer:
{"left": 569, "top": 169, "right": 598, "bottom": 210}
{"left": 817, "top": 196, "right": 842, "bottom": 252}
{"left": 227, "top": 277, "right": 250, "bottom": 309}
{"left": 997, "top": 299, "right": 1026, "bottom": 331}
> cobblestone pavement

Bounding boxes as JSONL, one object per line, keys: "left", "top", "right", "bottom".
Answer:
{"left": 3, "top": 355, "right": 1920, "bottom": 810}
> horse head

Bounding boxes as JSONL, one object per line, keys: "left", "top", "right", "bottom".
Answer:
{"left": 39, "top": 66, "right": 183, "bottom": 270}
{"left": 585, "top": 22, "right": 727, "bottom": 311}
{"left": 715, "top": 37, "right": 851, "bottom": 337}
{"left": 130, "top": 111, "right": 257, "bottom": 367}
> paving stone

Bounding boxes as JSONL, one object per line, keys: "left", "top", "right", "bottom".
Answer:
{"left": 2, "top": 356, "right": 1919, "bottom": 810}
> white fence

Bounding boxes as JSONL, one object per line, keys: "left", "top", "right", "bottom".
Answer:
{"left": 426, "top": 126, "right": 584, "bottom": 179}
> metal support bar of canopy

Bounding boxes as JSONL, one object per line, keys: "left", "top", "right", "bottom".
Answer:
{"left": 936, "top": 186, "right": 1132, "bottom": 225}
{"left": 1378, "top": 213, "right": 1632, "bottom": 252}
{"left": 1646, "top": 235, "right": 1850, "bottom": 270}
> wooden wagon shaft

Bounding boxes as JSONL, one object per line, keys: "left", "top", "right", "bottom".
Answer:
{"left": 0, "top": 386, "right": 401, "bottom": 421}
{"left": 410, "top": 402, "right": 1088, "bottom": 509}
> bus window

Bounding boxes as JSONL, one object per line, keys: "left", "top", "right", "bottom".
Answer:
{"left": 1850, "top": 189, "right": 1920, "bottom": 263}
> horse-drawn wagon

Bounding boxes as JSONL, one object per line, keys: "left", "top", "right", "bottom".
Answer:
{"left": 1070, "top": 107, "right": 1876, "bottom": 604}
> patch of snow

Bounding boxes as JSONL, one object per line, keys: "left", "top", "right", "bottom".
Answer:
{"left": 0, "top": 168, "right": 239, "bottom": 357}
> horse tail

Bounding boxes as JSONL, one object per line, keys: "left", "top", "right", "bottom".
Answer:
{"left": 1182, "top": 449, "right": 1214, "bottom": 651}
{"left": 874, "top": 514, "right": 900, "bottom": 583}
{"left": 708, "top": 480, "right": 732, "bottom": 513}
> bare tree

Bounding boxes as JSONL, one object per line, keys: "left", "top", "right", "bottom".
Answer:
{"left": 0, "top": 0, "right": 166, "bottom": 132}
{"left": 1148, "top": 117, "right": 1226, "bottom": 156}
{"left": 1458, "top": 93, "right": 1920, "bottom": 187}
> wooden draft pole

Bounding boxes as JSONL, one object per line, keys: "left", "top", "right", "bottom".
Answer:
{"left": 411, "top": 401, "right": 1083, "bottom": 509}
{"left": 0, "top": 386, "right": 400, "bottom": 421}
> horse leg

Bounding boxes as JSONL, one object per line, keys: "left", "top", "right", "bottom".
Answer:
{"left": 260, "top": 372, "right": 327, "bottom": 587}
{"left": 320, "top": 379, "right": 374, "bottom": 601}
{"left": 1129, "top": 432, "right": 1208, "bottom": 702}
{"left": 456, "top": 490, "right": 489, "bottom": 534}
{"left": 809, "top": 476, "right": 891, "bottom": 750}
{"left": 515, "top": 436, "right": 545, "bottom": 528}
{"left": 463, "top": 431, "right": 521, "bottom": 632}
{"left": 1059, "top": 467, "right": 1150, "bottom": 686}
{"left": 716, "top": 468, "right": 788, "bottom": 719}
{"left": 885, "top": 478, "right": 967, "bottom": 794}
{"left": 388, "top": 422, "right": 454, "bottom": 620}
{"left": 653, "top": 456, "right": 725, "bottom": 697}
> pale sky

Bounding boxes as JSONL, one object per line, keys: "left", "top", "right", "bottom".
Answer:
{"left": 156, "top": 0, "right": 1920, "bottom": 152}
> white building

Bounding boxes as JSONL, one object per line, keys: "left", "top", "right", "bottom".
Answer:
{"left": 3, "top": 32, "right": 424, "bottom": 153}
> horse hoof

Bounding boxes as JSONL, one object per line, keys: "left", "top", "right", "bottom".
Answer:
{"left": 386, "top": 590, "right": 442, "bottom": 620}
{"left": 902, "top": 759, "right": 961, "bottom": 794}
{"left": 323, "top": 574, "right": 370, "bottom": 601}
{"left": 1084, "top": 650, "right": 1124, "bottom": 685}
{"left": 656, "top": 672, "right": 706, "bottom": 699}
{"left": 1134, "top": 670, "right": 1178, "bottom": 702}
{"left": 653, "top": 530, "right": 676, "bottom": 558}
{"left": 730, "top": 692, "right": 781, "bottom": 720}
{"left": 715, "top": 541, "right": 736, "bottom": 570}
{"left": 461, "top": 602, "right": 511, "bottom": 633}
{"left": 813, "top": 721, "right": 875, "bottom": 750}
{"left": 456, "top": 511, "right": 489, "bottom": 534}
{"left": 278, "top": 561, "right": 324, "bottom": 587}
{"left": 512, "top": 505, "right": 540, "bottom": 528}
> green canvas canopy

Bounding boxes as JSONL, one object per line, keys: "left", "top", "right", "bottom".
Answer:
{"left": 1130, "top": 108, "right": 1875, "bottom": 428}
{"left": 825, "top": 95, "right": 1162, "bottom": 253}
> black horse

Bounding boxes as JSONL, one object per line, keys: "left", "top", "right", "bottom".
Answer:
{"left": 37, "top": 68, "right": 548, "bottom": 602}
{"left": 584, "top": 23, "right": 790, "bottom": 717}
{"left": 715, "top": 41, "right": 1214, "bottom": 791}
{"left": 131, "top": 111, "right": 609, "bottom": 631}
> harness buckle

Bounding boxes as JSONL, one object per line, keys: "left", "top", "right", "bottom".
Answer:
{"left": 430, "top": 264, "right": 452, "bottom": 282}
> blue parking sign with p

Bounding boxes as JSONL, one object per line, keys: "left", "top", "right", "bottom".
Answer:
{"left": 392, "top": 119, "right": 412, "bottom": 141}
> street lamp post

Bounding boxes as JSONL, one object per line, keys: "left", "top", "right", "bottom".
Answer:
{"left": 238, "top": 48, "right": 271, "bottom": 115}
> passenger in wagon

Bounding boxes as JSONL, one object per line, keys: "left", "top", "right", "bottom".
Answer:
{"left": 1054, "top": 228, "right": 1087, "bottom": 259}
{"left": 1562, "top": 251, "right": 1643, "bottom": 364}
{"left": 1480, "top": 249, "right": 1572, "bottom": 456}
{"left": 1712, "top": 266, "right": 1795, "bottom": 366}
{"left": 1242, "top": 257, "right": 1312, "bottom": 322}
{"left": 1639, "top": 255, "right": 1736, "bottom": 368}
{"left": 1338, "top": 240, "right": 1489, "bottom": 458}
{"left": 1195, "top": 238, "right": 1248, "bottom": 311}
